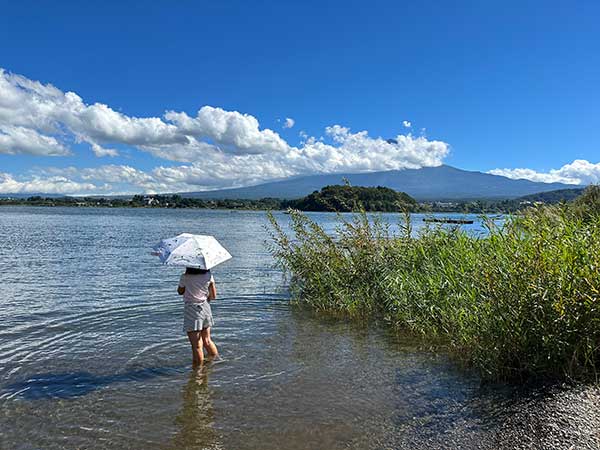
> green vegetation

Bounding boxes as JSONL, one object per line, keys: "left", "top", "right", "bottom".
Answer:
{"left": 0, "top": 194, "right": 286, "bottom": 210}
{"left": 517, "top": 187, "right": 585, "bottom": 204}
{"left": 0, "top": 186, "right": 418, "bottom": 212}
{"left": 287, "top": 184, "right": 417, "bottom": 212}
{"left": 268, "top": 186, "right": 600, "bottom": 381}
{"left": 0, "top": 186, "right": 587, "bottom": 213}
{"left": 420, "top": 188, "right": 586, "bottom": 214}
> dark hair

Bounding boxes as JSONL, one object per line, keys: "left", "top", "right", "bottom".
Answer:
{"left": 185, "top": 267, "right": 210, "bottom": 275}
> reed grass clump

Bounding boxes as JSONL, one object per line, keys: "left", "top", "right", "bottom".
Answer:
{"left": 267, "top": 187, "right": 600, "bottom": 381}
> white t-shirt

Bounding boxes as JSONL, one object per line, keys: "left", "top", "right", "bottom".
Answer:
{"left": 179, "top": 272, "right": 214, "bottom": 304}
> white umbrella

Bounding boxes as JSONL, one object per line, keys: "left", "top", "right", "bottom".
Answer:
{"left": 152, "top": 233, "right": 232, "bottom": 269}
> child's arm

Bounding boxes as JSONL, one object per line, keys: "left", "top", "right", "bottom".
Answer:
{"left": 208, "top": 279, "right": 217, "bottom": 301}
{"left": 177, "top": 274, "right": 185, "bottom": 295}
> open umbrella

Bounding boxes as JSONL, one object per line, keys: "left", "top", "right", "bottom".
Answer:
{"left": 152, "top": 233, "right": 232, "bottom": 269}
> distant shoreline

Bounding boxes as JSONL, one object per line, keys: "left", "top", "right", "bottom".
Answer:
{"left": 1, "top": 184, "right": 583, "bottom": 214}
{"left": 0, "top": 200, "right": 520, "bottom": 214}
{"left": 0, "top": 202, "right": 282, "bottom": 212}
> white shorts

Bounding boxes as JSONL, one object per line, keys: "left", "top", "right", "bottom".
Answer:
{"left": 183, "top": 302, "right": 214, "bottom": 333}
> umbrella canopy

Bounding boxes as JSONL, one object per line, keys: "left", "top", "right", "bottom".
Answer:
{"left": 152, "top": 233, "right": 232, "bottom": 269}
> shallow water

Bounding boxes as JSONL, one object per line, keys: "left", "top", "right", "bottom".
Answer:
{"left": 0, "top": 207, "right": 598, "bottom": 450}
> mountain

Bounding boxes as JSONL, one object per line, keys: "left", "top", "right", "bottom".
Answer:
{"left": 516, "top": 188, "right": 585, "bottom": 204}
{"left": 181, "top": 165, "right": 577, "bottom": 201}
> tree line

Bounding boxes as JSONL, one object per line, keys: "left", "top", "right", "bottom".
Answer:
{"left": 0, "top": 185, "right": 587, "bottom": 213}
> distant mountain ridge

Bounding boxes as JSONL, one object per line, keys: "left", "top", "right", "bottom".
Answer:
{"left": 517, "top": 188, "right": 585, "bottom": 203}
{"left": 0, "top": 165, "right": 581, "bottom": 201}
{"left": 181, "top": 165, "right": 578, "bottom": 201}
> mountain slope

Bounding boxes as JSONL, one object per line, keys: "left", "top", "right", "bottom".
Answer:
{"left": 182, "top": 165, "right": 576, "bottom": 201}
{"left": 517, "top": 188, "right": 585, "bottom": 203}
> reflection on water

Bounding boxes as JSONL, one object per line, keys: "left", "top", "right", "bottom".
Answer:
{"left": 167, "top": 365, "right": 221, "bottom": 450}
{"left": 0, "top": 207, "right": 598, "bottom": 450}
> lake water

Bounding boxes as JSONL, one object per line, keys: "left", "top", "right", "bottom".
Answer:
{"left": 1, "top": 207, "right": 599, "bottom": 450}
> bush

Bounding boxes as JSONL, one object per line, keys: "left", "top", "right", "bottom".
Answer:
{"left": 268, "top": 200, "right": 600, "bottom": 381}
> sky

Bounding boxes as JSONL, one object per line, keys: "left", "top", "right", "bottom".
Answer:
{"left": 1, "top": 0, "right": 599, "bottom": 194}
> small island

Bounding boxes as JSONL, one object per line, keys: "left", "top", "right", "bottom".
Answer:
{"left": 286, "top": 184, "right": 417, "bottom": 212}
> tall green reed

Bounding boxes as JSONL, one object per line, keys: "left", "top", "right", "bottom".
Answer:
{"left": 267, "top": 198, "right": 600, "bottom": 381}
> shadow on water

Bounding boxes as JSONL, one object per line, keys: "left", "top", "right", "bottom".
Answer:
{"left": 1, "top": 366, "right": 185, "bottom": 400}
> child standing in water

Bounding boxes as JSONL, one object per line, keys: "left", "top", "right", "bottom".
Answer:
{"left": 178, "top": 267, "right": 219, "bottom": 367}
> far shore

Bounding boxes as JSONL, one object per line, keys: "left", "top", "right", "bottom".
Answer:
{"left": 0, "top": 201, "right": 510, "bottom": 214}
{"left": 0, "top": 193, "right": 543, "bottom": 214}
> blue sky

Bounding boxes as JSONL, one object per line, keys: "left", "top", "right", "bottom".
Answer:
{"left": 1, "top": 0, "right": 599, "bottom": 194}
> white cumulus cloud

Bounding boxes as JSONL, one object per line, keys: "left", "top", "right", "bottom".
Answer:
{"left": 164, "top": 106, "right": 289, "bottom": 155}
{"left": 0, "top": 68, "right": 452, "bottom": 193}
{"left": 0, "top": 125, "right": 70, "bottom": 156}
{"left": 488, "top": 159, "right": 600, "bottom": 185}
{"left": 0, "top": 172, "right": 101, "bottom": 194}
{"left": 283, "top": 117, "right": 295, "bottom": 129}
{"left": 403, "top": 120, "right": 411, "bottom": 128}
{"left": 0, "top": 68, "right": 186, "bottom": 157}
{"left": 89, "top": 142, "right": 119, "bottom": 157}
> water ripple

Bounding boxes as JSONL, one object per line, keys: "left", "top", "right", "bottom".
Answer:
{"left": 1, "top": 207, "right": 598, "bottom": 450}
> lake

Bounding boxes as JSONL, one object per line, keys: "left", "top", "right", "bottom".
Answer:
{"left": 0, "top": 207, "right": 598, "bottom": 449}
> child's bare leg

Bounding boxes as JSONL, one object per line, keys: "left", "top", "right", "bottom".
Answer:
{"left": 187, "top": 331, "right": 204, "bottom": 367}
{"left": 201, "top": 327, "right": 218, "bottom": 358}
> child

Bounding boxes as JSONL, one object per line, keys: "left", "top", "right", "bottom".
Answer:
{"left": 178, "top": 267, "right": 218, "bottom": 367}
